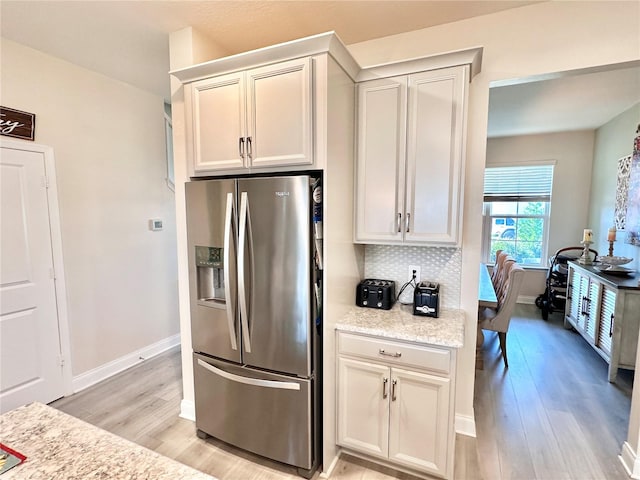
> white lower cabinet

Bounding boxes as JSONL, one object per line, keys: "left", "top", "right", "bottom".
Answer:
{"left": 337, "top": 358, "right": 389, "bottom": 458}
{"left": 336, "top": 331, "right": 455, "bottom": 479}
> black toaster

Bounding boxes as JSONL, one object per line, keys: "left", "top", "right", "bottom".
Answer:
{"left": 413, "top": 282, "right": 440, "bottom": 317}
{"left": 356, "top": 279, "right": 396, "bottom": 310}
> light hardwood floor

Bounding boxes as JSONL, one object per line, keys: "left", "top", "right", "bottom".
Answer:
{"left": 475, "top": 304, "right": 632, "bottom": 480}
{"left": 51, "top": 304, "right": 631, "bottom": 480}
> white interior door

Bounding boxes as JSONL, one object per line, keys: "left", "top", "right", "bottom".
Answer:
{"left": 0, "top": 143, "right": 65, "bottom": 413}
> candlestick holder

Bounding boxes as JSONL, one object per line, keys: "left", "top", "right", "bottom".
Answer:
{"left": 578, "top": 240, "right": 594, "bottom": 264}
{"left": 608, "top": 241, "right": 614, "bottom": 257}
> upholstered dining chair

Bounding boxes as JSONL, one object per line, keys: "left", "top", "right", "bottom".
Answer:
{"left": 490, "top": 250, "right": 507, "bottom": 284}
{"left": 493, "top": 256, "right": 516, "bottom": 302}
{"left": 478, "top": 260, "right": 525, "bottom": 367}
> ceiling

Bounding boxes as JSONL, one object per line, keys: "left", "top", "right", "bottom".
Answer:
{"left": 1, "top": 1, "right": 638, "bottom": 137}
{"left": 488, "top": 64, "right": 640, "bottom": 138}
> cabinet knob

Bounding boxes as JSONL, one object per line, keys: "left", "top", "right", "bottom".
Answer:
{"left": 391, "top": 379, "right": 397, "bottom": 401}
{"left": 382, "top": 377, "right": 388, "bottom": 399}
{"left": 246, "top": 136, "right": 253, "bottom": 158}
{"left": 397, "top": 213, "right": 402, "bottom": 233}
{"left": 405, "top": 213, "right": 411, "bottom": 233}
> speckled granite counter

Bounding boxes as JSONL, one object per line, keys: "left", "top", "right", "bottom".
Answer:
{"left": 0, "top": 402, "right": 215, "bottom": 480}
{"left": 336, "top": 303, "right": 465, "bottom": 348}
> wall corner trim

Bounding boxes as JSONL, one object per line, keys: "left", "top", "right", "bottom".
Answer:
{"left": 619, "top": 441, "right": 640, "bottom": 478}
{"left": 179, "top": 399, "right": 196, "bottom": 422}
{"left": 318, "top": 449, "right": 342, "bottom": 478}
{"left": 455, "top": 413, "right": 477, "bottom": 438}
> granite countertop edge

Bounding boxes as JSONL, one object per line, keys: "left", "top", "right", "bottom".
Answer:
{"left": 0, "top": 402, "right": 215, "bottom": 480}
{"left": 336, "top": 304, "right": 465, "bottom": 349}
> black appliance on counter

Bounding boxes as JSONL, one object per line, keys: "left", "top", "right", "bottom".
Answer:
{"left": 413, "top": 282, "right": 440, "bottom": 317}
{"left": 356, "top": 279, "right": 396, "bottom": 310}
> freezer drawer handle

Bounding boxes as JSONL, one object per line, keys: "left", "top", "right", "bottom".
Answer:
{"left": 224, "top": 193, "right": 238, "bottom": 351}
{"left": 197, "top": 359, "right": 301, "bottom": 391}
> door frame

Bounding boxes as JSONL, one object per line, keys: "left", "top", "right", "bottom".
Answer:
{"left": 1, "top": 138, "right": 73, "bottom": 398}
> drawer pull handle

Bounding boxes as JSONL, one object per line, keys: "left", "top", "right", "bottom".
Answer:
{"left": 610, "top": 313, "right": 614, "bottom": 337}
{"left": 379, "top": 349, "right": 402, "bottom": 358}
{"left": 391, "top": 379, "right": 397, "bottom": 401}
{"left": 382, "top": 377, "right": 388, "bottom": 399}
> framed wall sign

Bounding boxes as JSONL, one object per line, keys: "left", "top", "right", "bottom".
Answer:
{"left": 625, "top": 124, "right": 640, "bottom": 246}
{"left": 0, "top": 106, "right": 35, "bottom": 141}
{"left": 615, "top": 154, "right": 632, "bottom": 231}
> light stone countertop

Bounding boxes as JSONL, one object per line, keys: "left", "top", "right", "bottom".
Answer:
{"left": 0, "top": 402, "right": 215, "bottom": 480}
{"left": 336, "top": 303, "right": 465, "bottom": 348}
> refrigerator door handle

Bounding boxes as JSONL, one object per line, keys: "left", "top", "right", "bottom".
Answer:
{"left": 223, "top": 193, "right": 238, "bottom": 351}
{"left": 197, "top": 359, "right": 301, "bottom": 391}
{"left": 238, "top": 191, "right": 252, "bottom": 353}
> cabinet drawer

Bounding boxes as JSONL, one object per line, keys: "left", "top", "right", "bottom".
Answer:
{"left": 337, "top": 332, "right": 450, "bottom": 375}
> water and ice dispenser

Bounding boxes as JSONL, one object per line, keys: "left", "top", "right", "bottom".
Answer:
{"left": 195, "top": 246, "right": 225, "bottom": 304}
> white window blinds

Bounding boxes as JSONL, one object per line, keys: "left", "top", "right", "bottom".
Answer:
{"left": 484, "top": 164, "right": 554, "bottom": 202}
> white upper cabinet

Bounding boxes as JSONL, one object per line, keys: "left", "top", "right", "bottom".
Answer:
{"left": 191, "top": 72, "right": 246, "bottom": 172}
{"left": 187, "top": 57, "right": 313, "bottom": 175}
{"left": 355, "top": 65, "right": 469, "bottom": 246}
{"left": 355, "top": 77, "right": 407, "bottom": 243}
{"left": 246, "top": 59, "right": 313, "bottom": 168}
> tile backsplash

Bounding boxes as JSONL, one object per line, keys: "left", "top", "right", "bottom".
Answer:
{"left": 364, "top": 245, "right": 461, "bottom": 308}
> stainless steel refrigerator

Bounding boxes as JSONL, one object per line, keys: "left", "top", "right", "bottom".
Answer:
{"left": 185, "top": 175, "right": 321, "bottom": 478}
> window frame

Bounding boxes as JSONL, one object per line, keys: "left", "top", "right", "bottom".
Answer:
{"left": 481, "top": 162, "right": 555, "bottom": 267}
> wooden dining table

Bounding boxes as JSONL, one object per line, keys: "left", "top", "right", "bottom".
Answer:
{"left": 478, "top": 263, "right": 498, "bottom": 308}
{"left": 476, "top": 263, "right": 498, "bottom": 369}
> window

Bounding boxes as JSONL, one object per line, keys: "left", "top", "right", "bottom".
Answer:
{"left": 482, "top": 164, "right": 554, "bottom": 267}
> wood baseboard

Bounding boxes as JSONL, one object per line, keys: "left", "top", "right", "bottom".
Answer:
{"left": 71, "top": 334, "right": 180, "bottom": 393}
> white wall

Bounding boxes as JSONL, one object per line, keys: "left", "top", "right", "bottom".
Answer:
{"left": 169, "top": 27, "right": 231, "bottom": 419}
{"left": 1, "top": 38, "right": 179, "bottom": 378}
{"left": 589, "top": 103, "right": 640, "bottom": 272}
{"left": 348, "top": 0, "right": 640, "bottom": 429}
{"left": 486, "top": 131, "right": 596, "bottom": 299}
{"left": 588, "top": 103, "right": 640, "bottom": 461}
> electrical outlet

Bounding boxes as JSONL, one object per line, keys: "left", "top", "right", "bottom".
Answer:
{"left": 408, "top": 265, "right": 421, "bottom": 283}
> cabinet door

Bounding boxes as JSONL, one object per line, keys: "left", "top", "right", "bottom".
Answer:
{"left": 598, "top": 285, "right": 616, "bottom": 357}
{"left": 337, "top": 357, "right": 390, "bottom": 459}
{"left": 354, "top": 77, "right": 407, "bottom": 243}
{"left": 389, "top": 367, "right": 451, "bottom": 477}
{"left": 575, "top": 274, "right": 590, "bottom": 332}
{"left": 246, "top": 58, "right": 313, "bottom": 168}
{"left": 191, "top": 72, "right": 246, "bottom": 172}
{"left": 585, "top": 279, "right": 601, "bottom": 343}
{"left": 567, "top": 267, "right": 589, "bottom": 332}
{"left": 404, "top": 66, "right": 467, "bottom": 245}
{"left": 566, "top": 267, "right": 582, "bottom": 325}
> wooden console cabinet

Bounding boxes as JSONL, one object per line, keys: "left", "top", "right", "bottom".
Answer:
{"left": 564, "top": 261, "right": 640, "bottom": 382}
